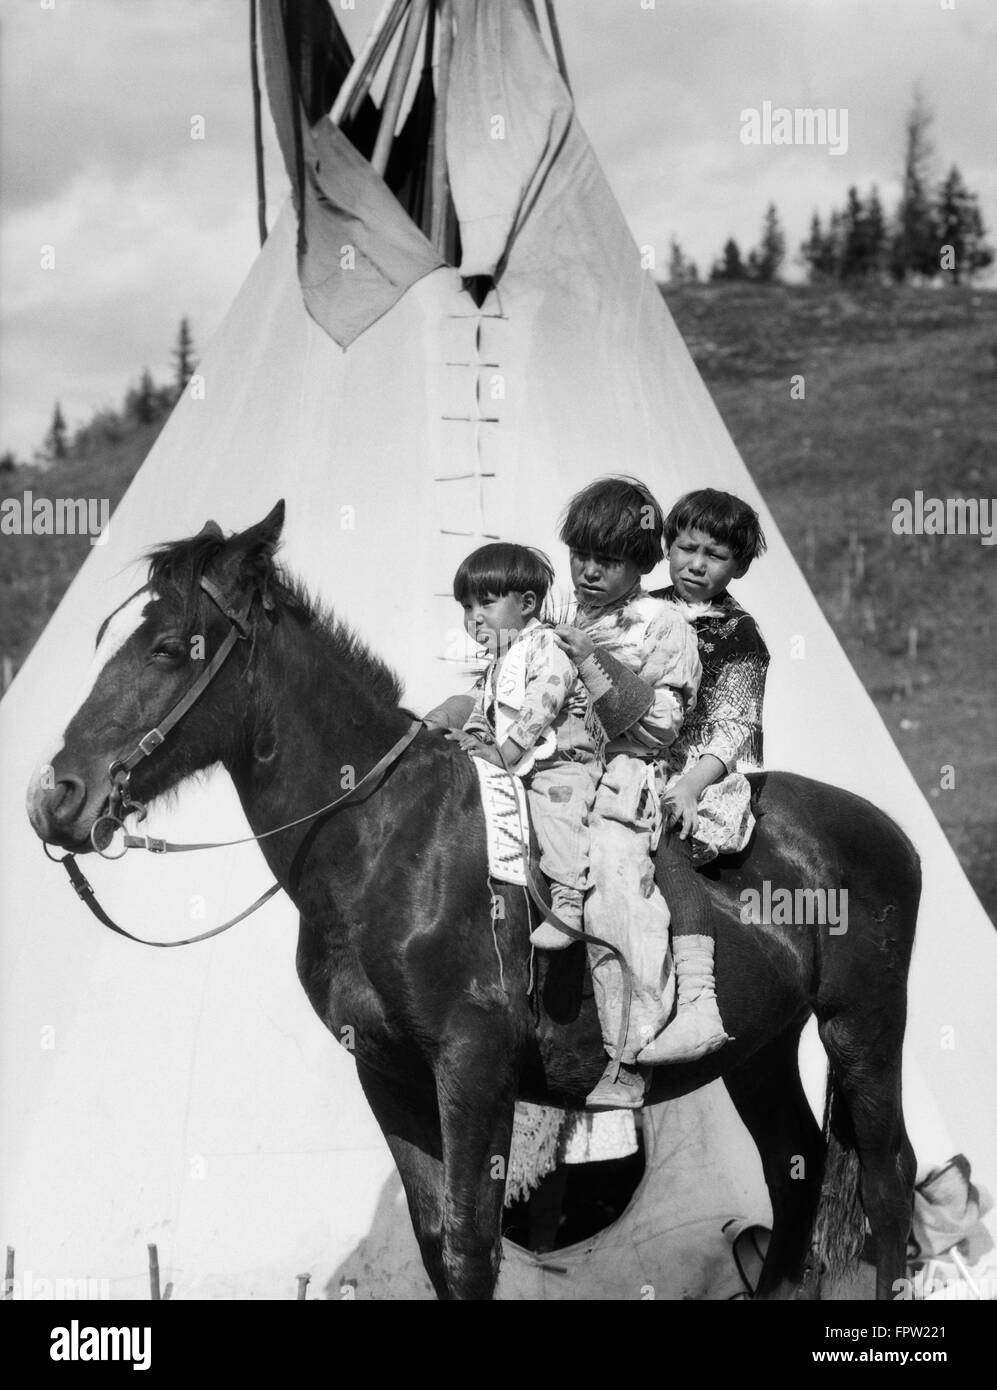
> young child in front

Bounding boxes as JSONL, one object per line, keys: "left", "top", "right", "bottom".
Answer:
{"left": 438, "top": 542, "right": 603, "bottom": 948}
{"left": 636, "top": 488, "right": 769, "bottom": 1063}
{"left": 552, "top": 477, "right": 702, "bottom": 1109}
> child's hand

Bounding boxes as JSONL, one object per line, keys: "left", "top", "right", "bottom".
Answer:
{"left": 553, "top": 625, "right": 595, "bottom": 663}
{"left": 446, "top": 730, "right": 489, "bottom": 753}
{"left": 662, "top": 778, "right": 700, "bottom": 839}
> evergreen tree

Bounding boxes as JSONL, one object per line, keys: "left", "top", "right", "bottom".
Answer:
{"left": 710, "top": 237, "right": 747, "bottom": 282}
{"left": 668, "top": 236, "right": 688, "bottom": 284}
{"left": 753, "top": 203, "right": 786, "bottom": 283}
{"left": 936, "top": 165, "right": 995, "bottom": 284}
{"left": 46, "top": 403, "right": 68, "bottom": 461}
{"left": 800, "top": 212, "right": 825, "bottom": 282}
{"left": 863, "top": 185, "right": 888, "bottom": 281}
{"left": 840, "top": 187, "right": 867, "bottom": 280}
{"left": 666, "top": 237, "right": 700, "bottom": 286}
{"left": 890, "top": 89, "right": 941, "bottom": 282}
{"left": 825, "top": 210, "right": 844, "bottom": 280}
{"left": 172, "top": 317, "right": 196, "bottom": 399}
{"left": 126, "top": 369, "right": 160, "bottom": 425}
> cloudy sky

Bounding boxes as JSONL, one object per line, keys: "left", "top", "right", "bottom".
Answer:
{"left": 1, "top": 0, "right": 994, "bottom": 459}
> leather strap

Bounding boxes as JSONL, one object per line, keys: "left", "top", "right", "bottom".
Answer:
{"left": 113, "top": 582, "right": 254, "bottom": 778}
{"left": 54, "top": 720, "right": 424, "bottom": 947}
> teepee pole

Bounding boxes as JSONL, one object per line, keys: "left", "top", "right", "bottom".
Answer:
{"left": 370, "top": 0, "right": 431, "bottom": 177}
{"left": 544, "top": 0, "right": 572, "bottom": 93}
{"left": 429, "top": 0, "right": 453, "bottom": 253}
{"left": 329, "top": 0, "right": 409, "bottom": 127}
{"left": 249, "top": 0, "right": 267, "bottom": 247}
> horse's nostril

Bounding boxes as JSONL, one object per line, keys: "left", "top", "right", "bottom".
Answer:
{"left": 51, "top": 774, "right": 88, "bottom": 824}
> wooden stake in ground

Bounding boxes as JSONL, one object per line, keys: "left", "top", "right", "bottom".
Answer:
{"left": 148, "top": 1243, "right": 161, "bottom": 1301}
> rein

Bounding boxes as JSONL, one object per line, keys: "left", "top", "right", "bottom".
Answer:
{"left": 45, "top": 573, "right": 422, "bottom": 947}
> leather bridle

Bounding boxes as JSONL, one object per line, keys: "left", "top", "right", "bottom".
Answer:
{"left": 44, "top": 575, "right": 422, "bottom": 947}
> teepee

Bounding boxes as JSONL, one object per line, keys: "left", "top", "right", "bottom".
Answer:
{"left": 1, "top": 0, "right": 993, "bottom": 1301}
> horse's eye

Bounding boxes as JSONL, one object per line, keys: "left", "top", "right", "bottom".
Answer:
{"left": 151, "top": 637, "right": 188, "bottom": 661}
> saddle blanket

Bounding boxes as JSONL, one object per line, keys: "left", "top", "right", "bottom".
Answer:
{"left": 471, "top": 755, "right": 530, "bottom": 886}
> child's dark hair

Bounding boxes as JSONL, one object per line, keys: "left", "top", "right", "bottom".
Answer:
{"left": 453, "top": 542, "right": 555, "bottom": 612}
{"left": 559, "top": 476, "right": 665, "bottom": 574}
{"left": 664, "top": 489, "right": 767, "bottom": 569}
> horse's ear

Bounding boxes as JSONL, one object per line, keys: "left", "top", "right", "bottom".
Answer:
{"left": 196, "top": 519, "right": 224, "bottom": 541}
{"left": 234, "top": 500, "right": 285, "bottom": 587}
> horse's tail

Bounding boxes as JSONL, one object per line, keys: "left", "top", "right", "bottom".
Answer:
{"left": 810, "top": 1067, "right": 865, "bottom": 1284}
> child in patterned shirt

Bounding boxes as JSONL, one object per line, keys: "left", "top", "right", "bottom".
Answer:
{"left": 637, "top": 488, "right": 769, "bottom": 1064}
{"left": 440, "top": 542, "right": 603, "bottom": 949}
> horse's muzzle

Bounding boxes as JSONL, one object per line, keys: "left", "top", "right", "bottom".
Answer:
{"left": 26, "top": 767, "right": 96, "bottom": 849}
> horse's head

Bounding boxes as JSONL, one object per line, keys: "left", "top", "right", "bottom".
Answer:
{"left": 26, "top": 501, "right": 286, "bottom": 852}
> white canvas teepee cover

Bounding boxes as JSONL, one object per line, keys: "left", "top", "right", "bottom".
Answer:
{"left": 2, "top": 0, "right": 993, "bottom": 1300}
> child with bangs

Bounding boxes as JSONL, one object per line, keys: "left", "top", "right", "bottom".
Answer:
{"left": 639, "top": 488, "right": 769, "bottom": 1062}
{"left": 551, "top": 477, "right": 702, "bottom": 1108}
{"left": 428, "top": 541, "right": 604, "bottom": 947}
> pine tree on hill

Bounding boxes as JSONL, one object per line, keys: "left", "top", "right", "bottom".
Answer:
{"left": 172, "top": 318, "right": 196, "bottom": 400}
{"left": 800, "top": 212, "right": 824, "bottom": 282}
{"left": 752, "top": 202, "right": 786, "bottom": 283}
{"left": 936, "top": 165, "right": 995, "bottom": 285}
{"left": 823, "top": 210, "right": 843, "bottom": 280}
{"left": 667, "top": 237, "right": 699, "bottom": 285}
{"left": 863, "top": 185, "right": 888, "bottom": 281}
{"left": 126, "top": 368, "right": 160, "bottom": 425}
{"left": 890, "top": 89, "right": 941, "bottom": 283}
{"left": 46, "top": 403, "right": 68, "bottom": 461}
{"left": 710, "top": 237, "right": 747, "bottom": 282}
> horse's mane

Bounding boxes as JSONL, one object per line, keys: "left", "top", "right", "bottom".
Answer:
{"left": 145, "top": 531, "right": 404, "bottom": 710}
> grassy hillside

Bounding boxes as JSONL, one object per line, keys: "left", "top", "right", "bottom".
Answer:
{"left": 0, "top": 420, "right": 167, "bottom": 672}
{"left": 664, "top": 281, "right": 997, "bottom": 921}
{"left": 2, "top": 284, "right": 994, "bottom": 918}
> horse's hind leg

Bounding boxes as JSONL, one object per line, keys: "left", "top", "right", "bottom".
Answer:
{"left": 723, "top": 1017, "right": 823, "bottom": 1299}
{"left": 356, "top": 1061, "right": 449, "bottom": 1299}
{"left": 818, "top": 1012, "right": 916, "bottom": 1300}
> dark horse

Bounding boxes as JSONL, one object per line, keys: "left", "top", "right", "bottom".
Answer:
{"left": 27, "top": 504, "right": 919, "bottom": 1300}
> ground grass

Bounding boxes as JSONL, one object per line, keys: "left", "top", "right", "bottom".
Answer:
{"left": 2, "top": 284, "right": 994, "bottom": 918}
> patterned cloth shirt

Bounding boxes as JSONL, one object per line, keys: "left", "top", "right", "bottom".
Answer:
{"left": 465, "top": 618, "right": 600, "bottom": 763}
{"left": 650, "top": 586, "right": 770, "bottom": 774}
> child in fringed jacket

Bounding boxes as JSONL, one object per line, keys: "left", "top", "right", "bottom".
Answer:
{"left": 551, "top": 477, "right": 702, "bottom": 1108}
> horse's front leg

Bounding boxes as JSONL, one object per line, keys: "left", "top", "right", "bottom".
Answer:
{"left": 436, "top": 1014, "right": 520, "bottom": 1301}
{"left": 355, "top": 1060, "right": 449, "bottom": 1298}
